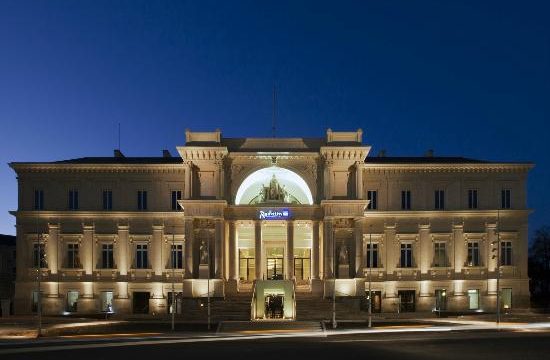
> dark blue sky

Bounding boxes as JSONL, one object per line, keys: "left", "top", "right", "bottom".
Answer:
{"left": 1, "top": 1, "right": 548, "bottom": 237}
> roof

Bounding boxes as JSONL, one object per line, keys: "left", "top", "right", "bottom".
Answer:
{"left": 365, "top": 156, "right": 490, "bottom": 164}
{"left": 48, "top": 157, "right": 183, "bottom": 165}
{"left": 0, "top": 234, "right": 16, "bottom": 246}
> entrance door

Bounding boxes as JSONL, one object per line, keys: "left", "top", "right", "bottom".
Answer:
{"left": 398, "top": 290, "right": 416, "bottom": 312}
{"left": 264, "top": 294, "right": 285, "bottom": 319}
{"left": 133, "top": 292, "right": 150, "bottom": 314}
{"left": 266, "top": 246, "right": 284, "bottom": 280}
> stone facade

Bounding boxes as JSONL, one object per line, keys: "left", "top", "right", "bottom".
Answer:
{"left": 9, "top": 129, "right": 532, "bottom": 316}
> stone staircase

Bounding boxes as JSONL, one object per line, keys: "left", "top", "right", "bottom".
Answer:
{"left": 217, "top": 320, "right": 324, "bottom": 334}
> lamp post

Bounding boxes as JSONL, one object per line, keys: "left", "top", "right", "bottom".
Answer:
{"left": 496, "top": 210, "right": 501, "bottom": 325}
{"left": 207, "top": 232, "right": 211, "bottom": 331}
{"left": 368, "top": 224, "right": 373, "bottom": 328}
{"left": 171, "top": 224, "right": 175, "bottom": 331}
{"left": 35, "top": 215, "right": 42, "bottom": 337}
{"left": 332, "top": 222, "right": 337, "bottom": 329}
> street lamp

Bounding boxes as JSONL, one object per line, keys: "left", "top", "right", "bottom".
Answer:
{"left": 368, "top": 224, "right": 373, "bottom": 328}
{"left": 332, "top": 221, "right": 337, "bottom": 329}
{"left": 491, "top": 209, "right": 501, "bottom": 325}
{"left": 171, "top": 224, "right": 175, "bottom": 331}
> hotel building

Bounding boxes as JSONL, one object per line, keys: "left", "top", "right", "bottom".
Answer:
{"left": 9, "top": 129, "right": 532, "bottom": 318}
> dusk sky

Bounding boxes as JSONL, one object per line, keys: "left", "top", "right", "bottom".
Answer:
{"left": 0, "top": 1, "right": 548, "bottom": 238}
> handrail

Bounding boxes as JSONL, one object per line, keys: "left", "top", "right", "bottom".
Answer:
{"left": 250, "top": 280, "right": 257, "bottom": 320}
{"left": 292, "top": 279, "right": 296, "bottom": 320}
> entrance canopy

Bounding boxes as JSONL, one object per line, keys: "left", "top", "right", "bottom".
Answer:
{"left": 235, "top": 166, "right": 314, "bottom": 205}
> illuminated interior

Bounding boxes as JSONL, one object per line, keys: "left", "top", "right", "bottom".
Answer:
{"left": 234, "top": 166, "right": 314, "bottom": 205}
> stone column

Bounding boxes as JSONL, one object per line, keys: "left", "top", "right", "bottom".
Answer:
{"left": 83, "top": 225, "right": 94, "bottom": 275}
{"left": 419, "top": 224, "right": 431, "bottom": 275}
{"left": 47, "top": 223, "right": 59, "bottom": 275}
{"left": 355, "top": 161, "right": 363, "bottom": 199}
{"left": 324, "top": 161, "right": 332, "bottom": 200}
{"left": 286, "top": 221, "right": 294, "bottom": 279}
{"left": 217, "top": 161, "right": 225, "bottom": 200}
{"left": 152, "top": 225, "right": 164, "bottom": 276}
{"left": 323, "top": 220, "right": 334, "bottom": 278}
{"left": 117, "top": 225, "right": 129, "bottom": 276}
{"left": 184, "top": 218, "right": 194, "bottom": 278}
{"left": 255, "top": 221, "right": 262, "bottom": 280}
{"left": 453, "top": 223, "right": 464, "bottom": 274}
{"left": 354, "top": 219, "right": 364, "bottom": 277}
{"left": 311, "top": 221, "right": 320, "bottom": 279}
{"left": 215, "top": 219, "right": 224, "bottom": 278}
{"left": 184, "top": 162, "right": 192, "bottom": 199}
{"left": 228, "top": 221, "right": 237, "bottom": 281}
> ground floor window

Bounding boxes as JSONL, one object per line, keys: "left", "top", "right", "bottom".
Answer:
{"left": 66, "top": 290, "right": 79, "bottom": 312}
{"left": 398, "top": 290, "right": 416, "bottom": 312}
{"left": 167, "top": 292, "right": 183, "bottom": 314}
{"left": 133, "top": 292, "right": 150, "bottom": 314}
{"left": 266, "top": 247, "right": 284, "bottom": 280}
{"left": 468, "top": 289, "right": 480, "bottom": 310}
{"left": 294, "top": 248, "right": 311, "bottom": 281}
{"left": 501, "top": 288, "right": 512, "bottom": 310}
{"left": 362, "top": 290, "right": 382, "bottom": 313}
{"left": 100, "top": 291, "right": 114, "bottom": 312}
{"left": 239, "top": 248, "right": 255, "bottom": 281}
{"left": 31, "top": 290, "right": 40, "bottom": 313}
{"left": 435, "top": 289, "right": 448, "bottom": 311}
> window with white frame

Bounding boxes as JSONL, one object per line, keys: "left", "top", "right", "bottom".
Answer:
{"left": 136, "top": 244, "right": 148, "bottom": 268}
{"left": 467, "top": 241, "right": 480, "bottom": 266}
{"left": 400, "top": 243, "right": 413, "bottom": 268}
{"left": 433, "top": 242, "right": 447, "bottom": 267}
{"left": 468, "top": 189, "right": 478, "bottom": 209}
{"left": 367, "top": 190, "right": 377, "bottom": 210}
{"left": 501, "top": 241, "right": 512, "bottom": 266}
{"left": 101, "top": 244, "right": 114, "bottom": 269}
{"left": 66, "top": 243, "right": 81, "bottom": 268}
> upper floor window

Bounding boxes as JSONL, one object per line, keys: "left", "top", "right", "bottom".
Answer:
{"left": 68, "top": 189, "right": 79, "bottom": 210}
{"left": 32, "top": 243, "right": 47, "bottom": 268}
{"left": 366, "top": 190, "right": 377, "bottom": 210}
{"left": 467, "top": 241, "right": 480, "bottom": 266}
{"left": 400, "top": 243, "right": 413, "bottom": 268}
{"left": 468, "top": 189, "right": 478, "bottom": 209}
{"left": 171, "top": 244, "right": 183, "bottom": 269}
{"left": 66, "top": 243, "right": 81, "bottom": 268}
{"left": 433, "top": 242, "right": 447, "bottom": 267}
{"left": 501, "top": 189, "right": 511, "bottom": 209}
{"left": 137, "top": 190, "right": 148, "bottom": 211}
{"left": 401, "top": 190, "right": 411, "bottom": 210}
{"left": 136, "top": 244, "right": 148, "bottom": 268}
{"left": 366, "top": 243, "right": 378, "bottom": 268}
{"left": 34, "top": 190, "right": 44, "bottom": 210}
{"left": 171, "top": 190, "right": 183, "bottom": 211}
{"left": 101, "top": 244, "right": 114, "bottom": 269}
{"left": 103, "top": 190, "right": 113, "bottom": 210}
{"left": 434, "top": 190, "right": 445, "bottom": 210}
{"left": 501, "top": 241, "right": 512, "bottom": 266}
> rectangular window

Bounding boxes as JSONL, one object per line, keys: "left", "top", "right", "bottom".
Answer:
{"left": 401, "top": 190, "right": 411, "bottom": 210}
{"left": 136, "top": 244, "right": 148, "bottom": 269}
{"left": 67, "top": 243, "right": 81, "bottom": 268}
{"left": 468, "top": 189, "right": 478, "bottom": 209}
{"left": 32, "top": 243, "right": 46, "bottom": 268}
{"left": 501, "top": 241, "right": 512, "bottom": 266}
{"left": 294, "top": 248, "right": 311, "bottom": 281}
{"left": 400, "top": 243, "right": 413, "bottom": 268}
{"left": 239, "top": 248, "right": 255, "bottom": 282}
{"left": 167, "top": 292, "right": 183, "bottom": 314}
{"left": 34, "top": 189, "right": 44, "bottom": 210}
{"left": 170, "top": 244, "right": 183, "bottom": 269}
{"left": 434, "top": 190, "right": 445, "bottom": 210}
{"left": 501, "top": 189, "right": 511, "bottom": 209}
{"left": 66, "top": 290, "right": 79, "bottom": 312}
{"left": 501, "top": 288, "right": 512, "bottom": 310}
{"left": 137, "top": 190, "right": 148, "bottom": 210}
{"left": 467, "top": 242, "right": 480, "bottom": 266}
{"left": 367, "top": 190, "right": 377, "bottom": 210}
{"left": 468, "top": 289, "right": 480, "bottom": 310}
{"left": 366, "top": 243, "right": 378, "bottom": 268}
{"left": 102, "top": 190, "right": 113, "bottom": 210}
{"left": 171, "top": 190, "right": 183, "bottom": 211}
{"left": 435, "top": 289, "right": 448, "bottom": 311}
{"left": 433, "top": 242, "right": 447, "bottom": 267}
{"left": 68, "top": 189, "right": 79, "bottom": 210}
{"left": 31, "top": 290, "right": 40, "bottom": 313}
{"left": 100, "top": 291, "right": 114, "bottom": 312}
{"left": 101, "top": 244, "right": 114, "bottom": 269}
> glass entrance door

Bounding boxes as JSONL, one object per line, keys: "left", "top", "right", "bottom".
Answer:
{"left": 266, "top": 247, "right": 284, "bottom": 280}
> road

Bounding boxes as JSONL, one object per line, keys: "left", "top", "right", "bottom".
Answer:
{"left": 0, "top": 328, "right": 549, "bottom": 360}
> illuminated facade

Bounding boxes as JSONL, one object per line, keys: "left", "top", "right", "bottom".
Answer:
{"left": 10, "top": 129, "right": 532, "bottom": 317}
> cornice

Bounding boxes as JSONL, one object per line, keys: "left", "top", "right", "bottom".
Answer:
{"left": 11, "top": 211, "right": 189, "bottom": 220}
{"left": 361, "top": 209, "right": 532, "bottom": 218}
{"left": 9, "top": 163, "right": 186, "bottom": 174}
{"left": 228, "top": 152, "right": 320, "bottom": 160}
{"left": 320, "top": 146, "right": 371, "bottom": 162}
{"left": 176, "top": 146, "right": 228, "bottom": 162}
{"left": 362, "top": 163, "right": 534, "bottom": 173}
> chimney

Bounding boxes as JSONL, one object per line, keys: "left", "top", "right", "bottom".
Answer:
{"left": 114, "top": 149, "right": 125, "bottom": 158}
{"left": 377, "top": 149, "right": 387, "bottom": 157}
{"left": 162, "top": 149, "right": 172, "bottom": 158}
{"left": 425, "top": 149, "right": 434, "bottom": 157}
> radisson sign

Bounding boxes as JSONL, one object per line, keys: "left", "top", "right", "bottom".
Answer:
{"left": 258, "top": 209, "right": 291, "bottom": 220}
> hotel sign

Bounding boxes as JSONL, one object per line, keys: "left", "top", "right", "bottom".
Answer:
{"left": 258, "top": 208, "right": 291, "bottom": 220}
